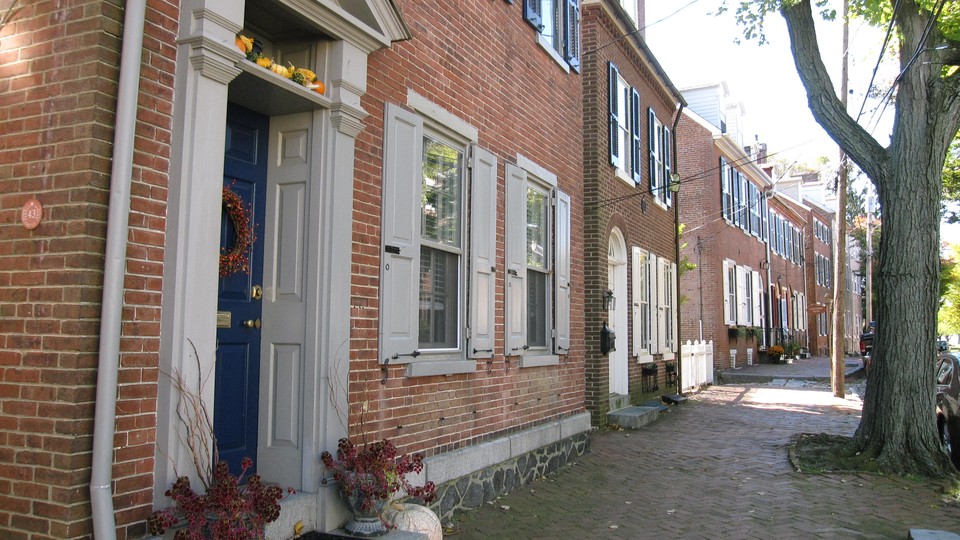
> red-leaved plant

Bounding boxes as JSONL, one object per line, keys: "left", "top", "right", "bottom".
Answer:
{"left": 147, "top": 457, "right": 288, "bottom": 539}
{"left": 320, "top": 438, "right": 436, "bottom": 512}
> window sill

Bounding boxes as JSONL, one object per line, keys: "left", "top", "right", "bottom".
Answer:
{"left": 536, "top": 34, "right": 571, "bottom": 74}
{"left": 519, "top": 354, "right": 559, "bottom": 368}
{"left": 662, "top": 351, "right": 676, "bottom": 361}
{"left": 405, "top": 359, "right": 476, "bottom": 377}
{"left": 636, "top": 353, "right": 654, "bottom": 364}
{"left": 615, "top": 169, "right": 635, "bottom": 187}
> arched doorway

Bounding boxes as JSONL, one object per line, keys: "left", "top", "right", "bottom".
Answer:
{"left": 608, "top": 228, "right": 628, "bottom": 396}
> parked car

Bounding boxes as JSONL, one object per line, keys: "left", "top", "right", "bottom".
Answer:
{"left": 937, "top": 340, "right": 950, "bottom": 352}
{"left": 936, "top": 352, "right": 960, "bottom": 469}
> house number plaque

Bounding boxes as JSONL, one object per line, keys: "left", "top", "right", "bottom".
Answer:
{"left": 21, "top": 198, "right": 42, "bottom": 230}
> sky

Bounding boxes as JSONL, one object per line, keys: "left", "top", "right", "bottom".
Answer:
{"left": 644, "top": 0, "right": 960, "bottom": 246}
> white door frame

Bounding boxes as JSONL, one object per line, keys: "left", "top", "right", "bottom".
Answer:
{"left": 607, "top": 228, "right": 629, "bottom": 396}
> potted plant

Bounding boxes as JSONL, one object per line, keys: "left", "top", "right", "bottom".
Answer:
{"left": 321, "top": 438, "right": 437, "bottom": 537}
{"left": 767, "top": 345, "right": 785, "bottom": 364}
{"left": 147, "top": 457, "right": 287, "bottom": 539}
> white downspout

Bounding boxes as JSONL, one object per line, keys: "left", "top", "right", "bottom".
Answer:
{"left": 90, "top": 0, "right": 147, "bottom": 537}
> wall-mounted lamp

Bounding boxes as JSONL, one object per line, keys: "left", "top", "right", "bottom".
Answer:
{"left": 669, "top": 173, "right": 681, "bottom": 193}
{"left": 602, "top": 289, "right": 616, "bottom": 311}
{"left": 760, "top": 259, "right": 770, "bottom": 270}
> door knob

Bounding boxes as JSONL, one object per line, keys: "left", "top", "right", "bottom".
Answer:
{"left": 242, "top": 319, "right": 262, "bottom": 329}
{"left": 251, "top": 285, "right": 263, "bottom": 300}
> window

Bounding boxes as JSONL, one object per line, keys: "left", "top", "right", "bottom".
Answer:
{"left": 380, "top": 103, "right": 497, "bottom": 376}
{"left": 524, "top": 0, "right": 581, "bottom": 71}
{"left": 419, "top": 136, "right": 464, "bottom": 349}
{"left": 722, "top": 260, "right": 763, "bottom": 328}
{"left": 721, "top": 158, "right": 732, "bottom": 222}
{"left": 632, "top": 249, "right": 676, "bottom": 358}
{"left": 608, "top": 63, "right": 641, "bottom": 184}
{"left": 632, "top": 248, "right": 651, "bottom": 357}
{"left": 749, "top": 183, "right": 761, "bottom": 236}
{"left": 505, "top": 160, "right": 571, "bottom": 366}
{"left": 648, "top": 109, "right": 672, "bottom": 206}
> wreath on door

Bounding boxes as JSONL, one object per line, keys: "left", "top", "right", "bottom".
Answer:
{"left": 219, "top": 186, "right": 255, "bottom": 277}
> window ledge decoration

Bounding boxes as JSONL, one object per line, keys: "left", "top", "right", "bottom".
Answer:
{"left": 220, "top": 186, "right": 255, "bottom": 278}
{"left": 236, "top": 34, "right": 325, "bottom": 95}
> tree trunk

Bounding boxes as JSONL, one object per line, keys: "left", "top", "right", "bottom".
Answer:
{"left": 781, "top": 0, "right": 959, "bottom": 477}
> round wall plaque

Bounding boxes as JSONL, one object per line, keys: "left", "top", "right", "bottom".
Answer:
{"left": 21, "top": 198, "right": 42, "bottom": 230}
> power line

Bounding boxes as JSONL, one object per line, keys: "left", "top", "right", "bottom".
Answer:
{"left": 583, "top": 0, "right": 703, "bottom": 57}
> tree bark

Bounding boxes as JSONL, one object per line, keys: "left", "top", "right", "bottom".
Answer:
{"left": 781, "top": 0, "right": 960, "bottom": 477}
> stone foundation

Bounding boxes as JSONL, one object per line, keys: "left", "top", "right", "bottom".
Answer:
{"left": 427, "top": 431, "right": 591, "bottom": 523}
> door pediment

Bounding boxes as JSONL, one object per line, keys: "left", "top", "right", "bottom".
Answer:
{"left": 277, "top": 0, "right": 411, "bottom": 51}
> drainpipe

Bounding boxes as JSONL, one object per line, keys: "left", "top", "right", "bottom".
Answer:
{"left": 90, "top": 0, "right": 147, "bottom": 537}
{"left": 672, "top": 104, "right": 684, "bottom": 395}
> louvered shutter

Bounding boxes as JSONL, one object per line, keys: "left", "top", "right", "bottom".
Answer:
{"left": 505, "top": 164, "right": 528, "bottom": 356}
{"left": 380, "top": 104, "right": 423, "bottom": 362}
{"left": 736, "top": 265, "right": 746, "bottom": 325}
{"left": 608, "top": 63, "right": 620, "bottom": 168}
{"left": 648, "top": 108, "right": 657, "bottom": 195}
{"left": 655, "top": 256, "right": 666, "bottom": 354}
{"left": 468, "top": 146, "right": 497, "bottom": 359}
{"left": 564, "top": 0, "right": 580, "bottom": 72}
{"left": 722, "top": 260, "right": 731, "bottom": 325}
{"left": 554, "top": 190, "right": 571, "bottom": 355}
{"left": 631, "top": 87, "right": 642, "bottom": 184}
{"left": 720, "top": 158, "right": 729, "bottom": 221}
{"left": 752, "top": 270, "right": 762, "bottom": 328}
{"left": 523, "top": 0, "right": 543, "bottom": 30}
{"left": 663, "top": 125, "right": 672, "bottom": 206}
{"left": 631, "top": 247, "right": 642, "bottom": 356}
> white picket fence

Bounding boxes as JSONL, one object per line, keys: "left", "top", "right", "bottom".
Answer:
{"left": 681, "top": 340, "right": 714, "bottom": 391}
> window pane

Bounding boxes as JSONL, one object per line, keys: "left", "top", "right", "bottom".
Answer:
{"left": 419, "top": 246, "right": 459, "bottom": 349}
{"left": 527, "top": 269, "right": 548, "bottom": 347}
{"left": 527, "top": 187, "right": 548, "bottom": 269}
{"left": 421, "top": 137, "right": 463, "bottom": 248}
{"left": 541, "top": 0, "right": 561, "bottom": 51}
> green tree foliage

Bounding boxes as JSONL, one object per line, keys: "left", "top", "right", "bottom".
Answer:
{"left": 944, "top": 137, "right": 960, "bottom": 222}
{"left": 940, "top": 245, "right": 960, "bottom": 335}
{"left": 720, "top": 0, "right": 960, "bottom": 477}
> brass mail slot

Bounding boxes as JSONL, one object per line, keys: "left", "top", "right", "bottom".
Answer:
{"left": 217, "top": 311, "right": 232, "bottom": 328}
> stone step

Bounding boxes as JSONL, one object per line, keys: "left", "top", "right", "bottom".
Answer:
{"left": 607, "top": 405, "right": 663, "bottom": 430}
{"left": 608, "top": 393, "right": 631, "bottom": 412}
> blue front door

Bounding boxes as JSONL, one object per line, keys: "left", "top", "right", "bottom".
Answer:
{"left": 215, "top": 103, "right": 268, "bottom": 477}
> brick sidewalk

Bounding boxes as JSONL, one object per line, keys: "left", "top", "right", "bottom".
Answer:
{"left": 448, "top": 383, "right": 960, "bottom": 539}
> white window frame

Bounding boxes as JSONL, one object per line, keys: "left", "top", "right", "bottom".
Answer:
{"left": 380, "top": 102, "right": 492, "bottom": 377}
{"left": 525, "top": 0, "right": 581, "bottom": 72}
{"left": 632, "top": 247, "right": 653, "bottom": 362}
{"left": 505, "top": 156, "right": 571, "bottom": 367}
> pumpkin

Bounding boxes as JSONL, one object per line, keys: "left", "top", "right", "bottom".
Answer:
{"left": 383, "top": 503, "right": 441, "bottom": 540}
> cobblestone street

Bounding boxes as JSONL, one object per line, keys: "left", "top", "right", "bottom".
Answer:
{"left": 448, "top": 382, "right": 960, "bottom": 539}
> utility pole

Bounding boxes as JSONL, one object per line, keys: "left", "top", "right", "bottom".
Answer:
{"left": 865, "top": 192, "right": 873, "bottom": 325}
{"left": 831, "top": 0, "right": 850, "bottom": 398}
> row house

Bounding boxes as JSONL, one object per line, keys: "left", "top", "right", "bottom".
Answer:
{"left": 677, "top": 82, "right": 815, "bottom": 370}
{"left": 581, "top": 0, "right": 684, "bottom": 422}
{"left": 806, "top": 200, "right": 837, "bottom": 355}
{"left": 0, "top": 0, "right": 591, "bottom": 537}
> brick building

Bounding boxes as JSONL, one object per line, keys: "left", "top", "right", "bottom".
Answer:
{"left": 677, "top": 96, "right": 772, "bottom": 370}
{"left": 806, "top": 201, "right": 837, "bottom": 355}
{"left": 767, "top": 194, "right": 812, "bottom": 356}
{"left": 581, "top": 0, "right": 684, "bottom": 423}
{"left": 0, "top": 0, "right": 589, "bottom": 537}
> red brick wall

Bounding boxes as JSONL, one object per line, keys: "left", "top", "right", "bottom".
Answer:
{"left": 349, "top": 0, "right": 585, "bottom": 456}
{"left": 582, "top": 4, "right": 679, "bottom": 422}
{"left": 768, "top": 198, "right": 809, "bottom": 352}
{"left": 0, "top": 0, "right": 175, "bottom": 537}
{"left": 807, "top": 205, "right": 835, "bottom": 355}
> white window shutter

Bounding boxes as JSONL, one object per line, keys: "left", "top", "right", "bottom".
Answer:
{"left": 554, "top": 190, "right": 571, "bottom": 355}
{"left": 663, "top": 126, "right": 672, "bottom": 206}
{"left": 752, "top": 270, "right": 762, "bottom": 328}
{"left": 505, "top": 163, "right": 528, "bottom": 356}
{"left": 736, "top": 265, "right": 746, "bottom": 325}
{"left": 380, "top": 104, "right": 423, "bottom": 362}
{"left": 722, "top": 259, "right": 731, "bottom": 325}
{"left": 631, "top": 87, "right": 642, "bottom": 185}
{"left": 655, "top": 255, "right": 665, "bottom": 354}
{"left": 468, "top": 145, "right": 497, "bottom": 359}
{"left": 631, "top": 247, "right": 642, "bottom": 356}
